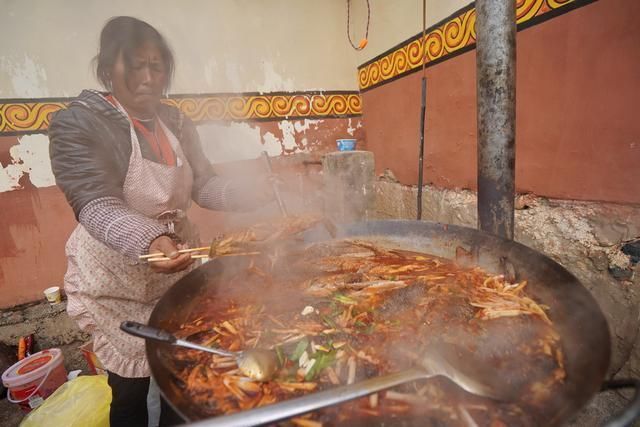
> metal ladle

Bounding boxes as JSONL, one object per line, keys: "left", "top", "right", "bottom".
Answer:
{"left": 260, "top": 151, "right": 338, "bottom": 239}
{"left": 261, "top": 151, "right": 288, "bottom": 217}
{"left": 120, "top": 321, "right": 278, "bottom": 381}
{"left": 190, "top": 340, "right": 514, "bottom": 427}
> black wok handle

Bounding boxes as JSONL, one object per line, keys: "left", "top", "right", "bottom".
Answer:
{"left": 120, "top": 321, "right": 177, "bottom": 345}
{"left": 601, "top": 378, "right": 640, "bottom": 427}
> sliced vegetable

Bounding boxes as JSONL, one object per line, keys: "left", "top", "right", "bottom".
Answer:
{"left": 275, "top": 345, "right": 285, "bottom": 366}
{"left": 304, "top": 350, "right": 336, "bottom": 381}
{"left": 303, "top": 358, "right": 317, "bottom": 378}
{"left": 290, "top": 338, "right": 309, "bottom": 361}
{"left": 333, "top": 294, "right": 358, "bottom": 305}
{"left": 321, "top": 315, "right": 338, "bottom": 330}
{"left": 299, "top": 351, "right": 309, "bottom": 368}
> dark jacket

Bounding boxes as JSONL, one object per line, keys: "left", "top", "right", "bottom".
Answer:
{"left": 48, "top": 90, "right": 215, "bottom": 219}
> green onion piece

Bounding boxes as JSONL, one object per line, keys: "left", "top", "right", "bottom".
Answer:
{"left": 290, "top": 338, "right": 309, "bottom": 361}
{"left": 333, "top": 294, "right": 357, "bottom": 305}
{"left": 321, "top": 315, "right": 338, "bottom": 330}
{"left": 304, "top": 351, "right": 336, "bottom": 381}
{"left": 275, "top": 345, "right": 285, "bottom": 366}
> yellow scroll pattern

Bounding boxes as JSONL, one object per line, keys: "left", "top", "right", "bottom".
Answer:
{"left": 0, "top": 102, "right": 67, "bottom": 135}
{"left": 0, "top": 92, "right": 362, "bottom": 135}
{"left": 358, "top": 0, "right": 579, "bottom": 90}
{"left": 163, "top": 93, "right": 362, "bottom": 122}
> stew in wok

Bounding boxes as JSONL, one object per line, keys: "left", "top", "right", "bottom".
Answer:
{"left": 156, "top": 219, "right": 569, "bottom": 426}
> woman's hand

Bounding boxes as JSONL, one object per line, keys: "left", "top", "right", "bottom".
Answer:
{"left": 148, "top": 235, "right": 193, "bottom": 274}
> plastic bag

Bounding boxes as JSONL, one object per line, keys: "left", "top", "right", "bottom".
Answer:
{"left": 20, "top": 375, "right": 111, "bottom": 427}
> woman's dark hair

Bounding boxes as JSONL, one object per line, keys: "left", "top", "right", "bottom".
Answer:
{"left": 94, "top": 16, "right": 174, "bottom": 90}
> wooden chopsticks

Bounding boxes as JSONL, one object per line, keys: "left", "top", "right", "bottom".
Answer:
{"left": 139, "top": 247, "right": 261, "bottom": 263}
{"left": 138, "top": 246, "right": 211, "bottom": 260}
{"left": 145, "top": 254, "right": 210, "bottom": 262}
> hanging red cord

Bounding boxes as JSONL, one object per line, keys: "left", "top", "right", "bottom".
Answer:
{"left": 346, "top": 0, "right": 370, "bottom": 50}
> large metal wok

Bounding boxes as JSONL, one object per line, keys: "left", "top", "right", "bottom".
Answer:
{"left": 146, "top": 220, "right": 639, "bottom": 426}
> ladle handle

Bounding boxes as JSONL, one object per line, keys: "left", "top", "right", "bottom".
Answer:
{"left": 120, "top": 321, "right": 237, "bottom": 358}
{"left": 120, "top": 321, "right": 177, "bottom": 345}
{"left": 190, "top": 368, "right": 428, "bottom": 427}
{"left": 261, "top": 151, "right": 288, "bottom": 217}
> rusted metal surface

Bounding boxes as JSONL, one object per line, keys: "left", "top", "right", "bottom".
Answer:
{"left": 475, "top": 0, "right": 517, "bottom": 239}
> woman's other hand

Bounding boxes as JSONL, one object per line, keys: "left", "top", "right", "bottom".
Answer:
{"left": 148, "top": 236, "right": 193, "bottom": 274}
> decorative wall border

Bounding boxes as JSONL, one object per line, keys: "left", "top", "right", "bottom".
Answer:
{"left": 358, "top": 0, "right": 598, "bottom": 92}
{"left": 0, "top": 91, "right": 362, "bottom": 136}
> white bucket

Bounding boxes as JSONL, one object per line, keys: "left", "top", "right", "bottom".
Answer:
{"left": 1, "top": 348, "right": 67, "bottom": 412}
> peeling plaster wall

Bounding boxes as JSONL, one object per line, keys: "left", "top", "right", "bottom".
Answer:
{"left": 0, "top": 117, "right": 364, "bottom": 193}
{"left": 0, "top": 0, "right": 364, "bottom": 192}
{"left": 0, "top": 1, "right": 366, "bottom": 307}
{"left": 0, "top": 0, "right": 359, "bottom": 96}
{"left": 0, "top": 116, "right": 362, "bottom": 307}
{"left": 0, "top": 54, "right": 49, "bottom": 98}
{"left": 198, "top": 120, "right": 323, "bottom": 164}
{"left": 197, "top": 118, "right": 364, "bottom": 164}
{"left": 0, "top": 134, "right": 54, "bottom": 191}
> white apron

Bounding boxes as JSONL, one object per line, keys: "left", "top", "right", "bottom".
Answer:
{"left": 64, "top": 107, "right": 196, "bottom": 378}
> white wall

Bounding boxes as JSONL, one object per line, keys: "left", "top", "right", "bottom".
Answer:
{"left": 0, "top": 0, "right": 369, "bottom": 191}
{"left": 0, "top": 0, "right": 473, "bottom": 97}
{"left": 1, "top": 1, "right": 462, "bottom": 191}
{"left": 0, "top": 0, "right": 360, "bottom": 97}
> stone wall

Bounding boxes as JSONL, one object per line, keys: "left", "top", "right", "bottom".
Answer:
{"left": 375, "top": 174, "right": 640, "bottom": 376}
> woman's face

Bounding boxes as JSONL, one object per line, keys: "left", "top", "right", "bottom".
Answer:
{"left": 111, "top": 41, "right": 167, "bottom": 118}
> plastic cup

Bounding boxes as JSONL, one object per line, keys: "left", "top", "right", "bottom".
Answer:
{"left": 43, "top": 287, "right": 61, "bottom": 304}
{"left": 336, "top": 139, "right": 357, "bottom": 151}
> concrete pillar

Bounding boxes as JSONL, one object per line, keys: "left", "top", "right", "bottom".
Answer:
{"left": 322, "top": 151, "right": 375, "bottom": 224}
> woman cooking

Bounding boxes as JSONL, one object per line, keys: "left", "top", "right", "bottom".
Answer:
{"left": 49, "top": 16, "right": 273, "bottom": 426}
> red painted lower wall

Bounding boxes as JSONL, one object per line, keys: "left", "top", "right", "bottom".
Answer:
{"left": 361, "top": 0, "right": 640, "bottom": 204}
{"left": 0, "top": 118, "right": 352, "bottom": 308}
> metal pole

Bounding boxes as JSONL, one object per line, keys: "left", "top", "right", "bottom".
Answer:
{"left": 417, "top": 77, "right": 426, "bottom": 220}
{"left": 475, "top": 0, "right": 516, "bottom": 239}
{"left": 416, "top": 0, "right": 428, "bottom": 220}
